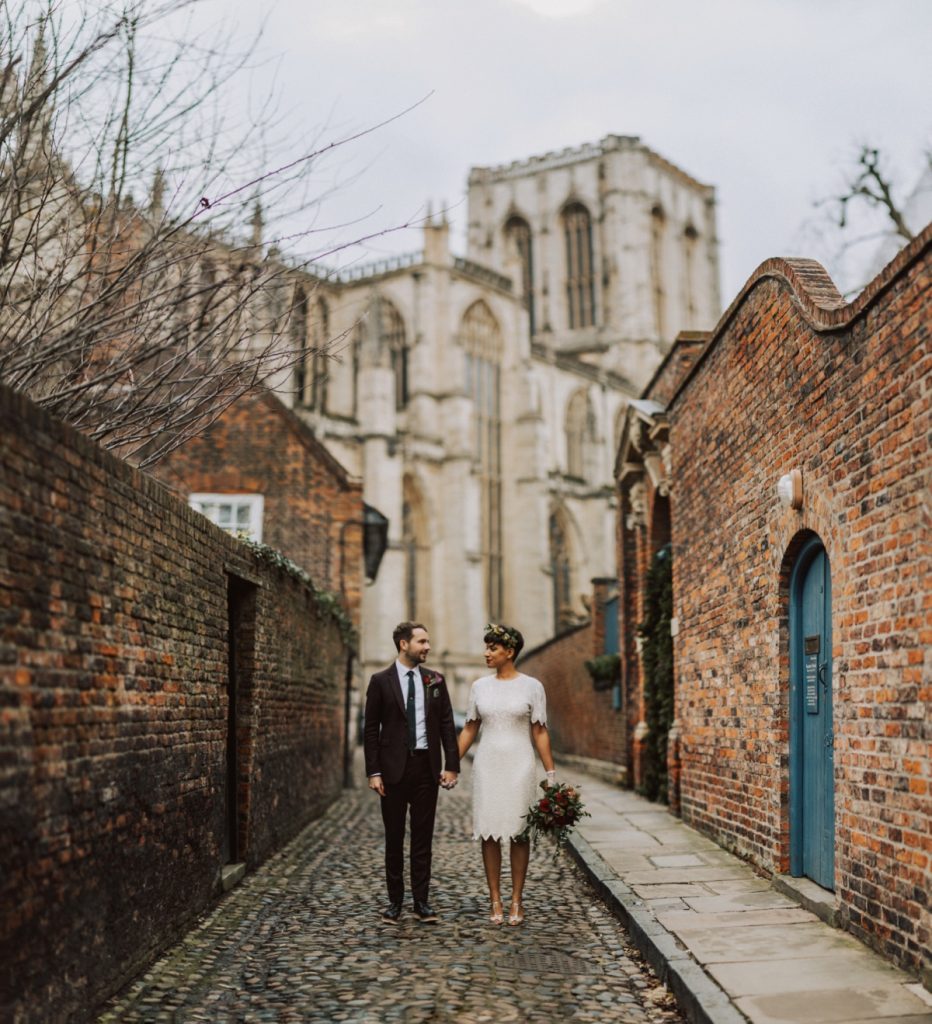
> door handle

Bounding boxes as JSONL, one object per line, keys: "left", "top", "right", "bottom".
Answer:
{"left": 818, "top": 663, "right": 828, "bottom": 689}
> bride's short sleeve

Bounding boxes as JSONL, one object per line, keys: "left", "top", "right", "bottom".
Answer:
{"left": 465, "top": 681, "right": 480, "bottom": 723}
{"left": 530, "top": 678, "right": 547, "bottom": 726}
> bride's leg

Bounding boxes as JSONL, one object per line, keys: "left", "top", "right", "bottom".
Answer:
{"left": 508, "top": 838, "right": 530, "bottom": 925}
{"left": 481, "top": 838, "right": 504, "bottom": 922}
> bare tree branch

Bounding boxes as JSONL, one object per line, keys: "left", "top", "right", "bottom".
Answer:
{"left": 832, "top": 145, "right": 916, "bottom": 242}
{"left": 0, "top": 0, "right": 424, "bottom": 467}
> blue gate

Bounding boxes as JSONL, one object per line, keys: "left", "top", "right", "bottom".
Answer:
{"left": 789, "top": 537, "right": 835, "bottom": 889}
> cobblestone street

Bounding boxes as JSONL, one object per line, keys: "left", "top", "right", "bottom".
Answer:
{"left": 99, "top": 761, "right": 685, "bottom": 1024}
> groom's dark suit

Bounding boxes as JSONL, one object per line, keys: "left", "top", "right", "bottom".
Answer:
{"left": 364, "top": 664, "right": 459, "bottom": 908}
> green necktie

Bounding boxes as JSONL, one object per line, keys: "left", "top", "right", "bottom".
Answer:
{"left": 406, "top": 670, "right": 417, "bottom": 751}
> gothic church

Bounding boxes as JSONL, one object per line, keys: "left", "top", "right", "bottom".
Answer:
{"left": 286, "top": 134, "right": 720, "bottom": 696}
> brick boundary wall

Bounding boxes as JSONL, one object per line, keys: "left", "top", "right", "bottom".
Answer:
{"left": 667, "top": 226, "right": 930, "bottom": 981}
{"left": 0, "top": 384, "right": 352, "bottom": 1022}
{"left": 521, "top": 603, "right": 628, "bottom": 776}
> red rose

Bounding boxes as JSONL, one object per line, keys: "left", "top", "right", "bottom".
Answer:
{"left": 539, "top": 799, "right": 550, "bottom": 812}
{"left": 556, "top": 792, "right": 568, "bottom": 806}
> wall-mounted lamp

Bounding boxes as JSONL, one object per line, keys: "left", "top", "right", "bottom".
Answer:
{"left": 777, "top": 469, "right": 803, "bottom": 510}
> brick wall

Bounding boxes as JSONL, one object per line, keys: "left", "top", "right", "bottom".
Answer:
{"left": 0, "top": 384, "right": 355, "bottom": 1022}
{"left": 521, "top": 586, "right": 627, "bottom": 776}
{"left": 152, "top": 390, "right": 363, "bottom": 626}
{"left": 668, "top": 229, "right": 931, "bottom": 981}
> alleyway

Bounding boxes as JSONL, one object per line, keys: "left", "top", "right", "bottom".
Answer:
{"left": 98, "top": 760, "right": 685, "bottom": 1024}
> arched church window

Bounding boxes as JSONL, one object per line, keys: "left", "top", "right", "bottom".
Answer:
{"left": 505, "top": 215, "right": 535, "bottom": 336}
{"left": 402, "top": 475, "right": 431, "bottom": 621}
{"left": 310, "top": 297, "right": 329, "bottom": 412}
{"left": 566, "top": 389, "right": 597, "bottom": 480}
{"left": 562, "top": 202, "right": 596, "bottom": 329}
{"left": 683, "top": 224, "right": 699, "bottom": 326}
{"left": 550, "top": 512, "right": 573, "bottom": 632}
{"left": 462, "top": 300, "right": 504, "bottom": 620}
{"left": 650, "top": 205, "right": 666, "bottom": 340}
{"left": 379, "top": 298, "right": 408, "bottom": 410}
{"left": 351, "top": 324, "right": 362, "bottom": 419}
{"left": 195, "top": 257, "right": 218, "bottom": 339}
{"left": 292, "top": 291, "right": 329, "bottom": 411}
{"left": 291, "top": 286, "right": 309, "bottom": 405}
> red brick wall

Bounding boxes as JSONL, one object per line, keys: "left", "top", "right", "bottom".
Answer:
{"left": 643, "top": 331, "right": 709, "bottom": 407}
{"left": 152, "top": 390, "right": 363, "bottom": 626}
{"left": 668, "top": 230, "right": 931, "bottom": 980}
{"left": 0, "top": 384, "right": 354, "bottom": 1022}
{"left": 521, "top": 616, "right": 627, "bottom": 770}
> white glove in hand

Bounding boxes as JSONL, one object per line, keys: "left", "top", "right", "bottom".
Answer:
{"left": 545, "top": 770, "right": 557, "bottom": 783}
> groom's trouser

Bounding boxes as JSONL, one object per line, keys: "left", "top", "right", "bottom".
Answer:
{"left": 380, "top": 749, "right": 439, "bottom": 903}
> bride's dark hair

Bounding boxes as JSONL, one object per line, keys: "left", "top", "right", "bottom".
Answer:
{"left": 483, "top": 623, "right": 524, "bottom": 661}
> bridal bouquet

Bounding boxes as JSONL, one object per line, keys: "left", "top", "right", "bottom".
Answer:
{"left": 516, "top": 779, "right": 589, "bottom": 847}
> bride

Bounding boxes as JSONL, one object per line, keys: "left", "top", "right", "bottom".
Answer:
{"left": 457, "top": 623, "right": 555, "bottom": 926}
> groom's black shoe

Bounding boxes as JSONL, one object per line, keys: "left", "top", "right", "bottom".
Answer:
{"left": 381, "top": 900, "right": 403, "bottom": 924}
{"left": 413, "top": 900, "right": 438, "bottom": 923}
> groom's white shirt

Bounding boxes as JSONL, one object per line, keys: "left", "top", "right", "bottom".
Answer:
{"left": 395, "top": 660, "right": 428, "bottom": 750}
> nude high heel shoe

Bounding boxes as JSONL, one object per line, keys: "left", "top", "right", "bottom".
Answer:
{"left": 508, "top": 899, "right": 525, "bottom": 926}
{"left": 489, "top": 898, "right": 504, "bottom": 925}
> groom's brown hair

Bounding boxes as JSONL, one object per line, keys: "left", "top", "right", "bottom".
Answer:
{"left": 392, "top": 621, "right": 427, "bottom": 651}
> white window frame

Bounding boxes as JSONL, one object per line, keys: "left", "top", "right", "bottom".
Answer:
{"left": 189, "top": 493, "right": 264, "bottom": 543}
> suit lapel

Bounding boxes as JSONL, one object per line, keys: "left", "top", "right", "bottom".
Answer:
{"left": 388, "top": 665, "right": 406, "bottom": 716}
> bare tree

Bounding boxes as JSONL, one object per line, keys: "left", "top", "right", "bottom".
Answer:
{"left": 830, "top": 144, "right": 924, "bottom": 243}
{"left": 810, "top": 142, "right": 931, "bottom": 295}
{"left": 0, "top": 1, "right": 410, "bottom": 466}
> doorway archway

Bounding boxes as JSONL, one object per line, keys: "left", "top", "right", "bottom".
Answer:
{"left": 789, "top": 534, "right": 835, "bottom": 890}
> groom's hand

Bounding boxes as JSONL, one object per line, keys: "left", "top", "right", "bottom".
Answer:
{"left": 368, "top": 775, "right": 385, "bottom": 797}
{"left": 440, "top": 771, "right": 458, "bottom": 790}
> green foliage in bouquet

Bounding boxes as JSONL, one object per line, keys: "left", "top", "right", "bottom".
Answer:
{"left": 516, "top": 779, "right": 590, "bottom": 847}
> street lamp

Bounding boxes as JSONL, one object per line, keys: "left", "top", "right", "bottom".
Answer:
{"left": 777, "top": 469, "right": 803, "bottom": 510}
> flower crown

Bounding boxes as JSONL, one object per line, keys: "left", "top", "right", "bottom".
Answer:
{"left": 484, "top": 623, "right": 521, "bottom": 651}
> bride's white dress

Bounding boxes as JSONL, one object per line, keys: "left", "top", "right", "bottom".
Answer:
{"left": 466, "top": 673, "right": 547, "bottom": 841}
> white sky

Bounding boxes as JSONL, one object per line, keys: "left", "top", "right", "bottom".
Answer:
{"left": 177, "top": 0, "right": 931, "bottom": 302}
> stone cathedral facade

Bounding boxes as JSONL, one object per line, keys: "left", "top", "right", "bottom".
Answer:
{"left": 289, "top": 135, "right": 721, "bottom": 698}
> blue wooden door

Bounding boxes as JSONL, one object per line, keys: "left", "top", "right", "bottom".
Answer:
{"left": 791, "top": 541, "right": 835, "bottom": 889}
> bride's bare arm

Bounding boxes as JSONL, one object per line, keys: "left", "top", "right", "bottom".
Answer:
{"left": 531, "top": 722, "right": 555, "bottom": 773}
{"left": 458, "top": 719, "right": 480, "bottom": 758}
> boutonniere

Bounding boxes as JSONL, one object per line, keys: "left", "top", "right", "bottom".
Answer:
{"left": 423, "top": 671, "right": 442, "bottom": 698}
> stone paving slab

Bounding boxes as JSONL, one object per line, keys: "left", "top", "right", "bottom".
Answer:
{"left": 671, "top": 922, "right": 863, "bottom": 963}
{"left": 700, "top": 879, "right": 772, "bottom": 895}
{"left": 565, "top": 771, "right": 932, "bottom": 1024}
{"left": 654, "top": 908, "right": 816, "bottom": 931}
{"left": 681, "top": 890, "right": 800, "bottom": 914}
{"left": 733, "top": 987, "right": 932, "bottom": 1024}
{"left": 97, "top": 759, "right": 686, "bottom": 1024}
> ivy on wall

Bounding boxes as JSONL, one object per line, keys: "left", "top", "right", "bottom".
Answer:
{"left": 639, "top": 544, "right": 674, "bottom": 803}
{"left": 238, "top": 537, "right": 357, "bottom": 649}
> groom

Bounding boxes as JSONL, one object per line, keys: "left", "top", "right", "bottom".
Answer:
{"left": 364, "top": 621, "right": 460, "bottom": 924}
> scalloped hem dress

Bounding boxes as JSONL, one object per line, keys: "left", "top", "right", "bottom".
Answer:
{"left": 465, "top": 673, "right": 547, "bottom": 842}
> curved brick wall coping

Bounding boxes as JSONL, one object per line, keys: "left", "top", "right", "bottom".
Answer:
{"left": 671, "top": 221, "right": 932, "bottom": 407}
